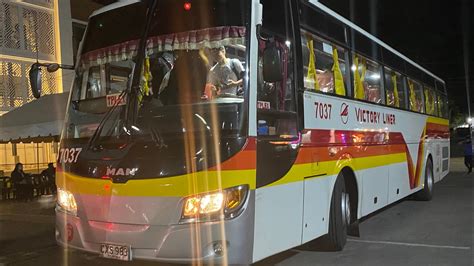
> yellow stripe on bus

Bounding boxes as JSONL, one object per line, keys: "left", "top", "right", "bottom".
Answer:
{"left": 58, "top": 152, "right": 409, "bottom": 197}
{"left": 266, "top": 152, "right": 407, "bottom": 187}
{"left": 57, "top": 169, "right": 256, "bottom": 197}
{"left": 426, "top": 117, "right": 449, "bottom": 126}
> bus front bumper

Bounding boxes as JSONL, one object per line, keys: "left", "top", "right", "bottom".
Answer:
{"left": 55, "top": 192, "right": 255, "bottom": 264}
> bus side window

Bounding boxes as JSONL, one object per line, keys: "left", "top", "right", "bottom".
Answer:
{"left": 435, "top": 82, "right": 448, "bottom": 118}
{"left": 407, "top": 78, "right": 424, "bottom": 113}
{"left": 438, "top": 94, "right": 448, "bottom": 118}
{"left": 384, "top": 67, "right": 405, "bottom": 109}
{"left": 258, "top": 0, "right": 298, "bottom": 138}
{"left": 353, "top": 54, "right": 382, "bottom": 104}
{"left": 301, "top": 30, "right": 348, "bottom": 96}
{"left": 424, "top": 86, "right": 437, "bottom": 115}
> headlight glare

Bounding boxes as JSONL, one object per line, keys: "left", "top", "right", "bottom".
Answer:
{"left": 57, "top": 188, "right": 77, "bottom": 215}
{"left": 199, "top": 192, "right": 224, "bottom": 214}
{"left": 181, "top": 185, "right": 248, "bottom": 223}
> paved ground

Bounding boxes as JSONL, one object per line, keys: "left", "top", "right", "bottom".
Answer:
{"left": 0, "top": 158, "right": 472, "bottom": 266}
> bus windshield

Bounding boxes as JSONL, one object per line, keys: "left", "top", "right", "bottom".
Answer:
{"left": 65, "top": 0, "right": 249, "bottom": 143}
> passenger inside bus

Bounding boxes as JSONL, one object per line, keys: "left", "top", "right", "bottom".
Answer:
{"left": 141, "top": 46, "right": 245, "bottom": 105}
{"left": 151, "top": 50, "right": 208, "bottom": 105}
{"left": 207, "top": 46, "right": 245, "bottom": 97}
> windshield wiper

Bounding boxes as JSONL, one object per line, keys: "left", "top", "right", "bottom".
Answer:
{"left": 128, "top": 0, "right": 159, "bottom": 126}
{"left": 86, "top": 0, "right": 159, "bottom": 151}
{"left": 86, "top": 89, "right": 128, "bottom": 151}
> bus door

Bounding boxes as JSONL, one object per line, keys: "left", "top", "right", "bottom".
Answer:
{"left": 252, "top": 0, "right": 303, "bottom": 260}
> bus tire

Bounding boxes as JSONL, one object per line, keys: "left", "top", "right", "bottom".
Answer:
{"left": 324, "top": 173, "right": 349, "bottom": 250}
{"left": 415, "top": 158, "right": 434, "bottom": 201}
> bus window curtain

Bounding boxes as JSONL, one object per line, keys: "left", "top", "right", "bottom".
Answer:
{"left": 408, "top": 80, "right": 417, "bottom": 111}
{"left": 391, "top": 74, "right": 400, "bottom": 107}
{"left": 354, "top": 56, "right": 365, "bottom": 100}
{"left": 424, "top": 89, "right": 434, "bottom": 114}
{"left": 306, "top": 35, "right": 319, "bottom": 91}
{"left": 332, "top": 47, "right": 346, "bottom": 96}
{"left": 424, "top": 89, "right": 430, "bottom": 114}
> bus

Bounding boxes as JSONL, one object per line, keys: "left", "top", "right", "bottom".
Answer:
{"left": 30, "top": 0, "right": 450, "bottom": 264}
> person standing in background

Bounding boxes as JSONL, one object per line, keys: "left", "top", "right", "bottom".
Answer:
{"left": 41, "top": 163, "right": 56, "bottom": 195}
{"left": 463, "top": 137, "right": 472, "bottom": 174}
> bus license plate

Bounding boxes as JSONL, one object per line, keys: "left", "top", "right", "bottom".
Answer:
{"left": 100, "top": 244, "right": 131, "bottom": 261}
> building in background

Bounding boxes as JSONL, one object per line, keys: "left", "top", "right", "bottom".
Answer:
{"left": 0, "top": 0, "right": 74, "bottom": 115}
{"left": 0, "top": 0, "right": 102, "bottom": 174}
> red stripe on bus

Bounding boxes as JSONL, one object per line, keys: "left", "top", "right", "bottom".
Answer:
{"left": 211, "top": 137, "right": 257, "bottom": 171}
{"left": 426, "top": 123, "right": 449, "bottom": 138}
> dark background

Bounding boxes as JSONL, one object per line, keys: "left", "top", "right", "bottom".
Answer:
{"left": 317, "top": 0, "right": 473, "bottom": 121}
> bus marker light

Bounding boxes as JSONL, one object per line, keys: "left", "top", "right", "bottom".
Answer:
{"left": 184, "top": 2, "right": 191, "bottom": 11}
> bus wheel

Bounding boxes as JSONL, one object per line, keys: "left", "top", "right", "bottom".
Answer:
{"left": 415, "top": 159, "right": 434, "bottom": 201}
{"left": 324, "top": 173, "right": 349, "bottom": 250}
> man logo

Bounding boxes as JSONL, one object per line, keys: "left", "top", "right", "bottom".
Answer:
{"left": 340, "top": 103, "right": 349, "bottom": 124}
{"left": 106, "top": 167, "right": 138, "bottom": 176}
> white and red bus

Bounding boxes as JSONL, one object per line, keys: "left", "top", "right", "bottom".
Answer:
{"left": 32, "top": 0, "right": 449, "bottom": 264}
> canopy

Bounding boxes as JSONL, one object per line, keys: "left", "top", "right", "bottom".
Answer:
{"left": 0, "top": 92, "right": 69, "bottom": 143}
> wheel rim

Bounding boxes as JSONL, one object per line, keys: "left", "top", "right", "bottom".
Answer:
{"left": 341, "top": 192, "right": 351, "bottom": 227}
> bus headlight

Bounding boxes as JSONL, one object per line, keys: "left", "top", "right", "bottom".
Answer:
{"left": 181, "top": 185, "right": 248, "bottom": 223}
{"left": 57, "top": 188, "right": 77, "bottom": 216}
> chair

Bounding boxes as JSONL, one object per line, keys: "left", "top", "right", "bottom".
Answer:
{"left": 1, "top": 176, "right": 13, "bottom": 200}
{"left": 0, "top": 178, "right": 4, "bottom": 200}
{"left": 31, "top": 174, "right": 43, "bottom": 197}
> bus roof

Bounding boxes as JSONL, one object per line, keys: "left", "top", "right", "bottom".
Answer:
{"left": 309, "top": 0, "right": 445, "bottom": 84}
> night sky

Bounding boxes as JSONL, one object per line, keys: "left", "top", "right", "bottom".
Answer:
{"left": 318, "top": 0, "right": 473, "bottom": 118}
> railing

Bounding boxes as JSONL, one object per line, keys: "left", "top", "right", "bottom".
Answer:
{"left": 0, "top": 162, "right": 55, "bottom": 175}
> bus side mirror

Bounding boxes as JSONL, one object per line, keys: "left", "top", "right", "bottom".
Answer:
{"left": 29, "top": 63, "right": 42, "bottom": 99}
{"left": 262, "top": 44, "right": 283, "bottom": 82}
{"left": 29, "top": 63, "right": 74, "bottom": 99}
